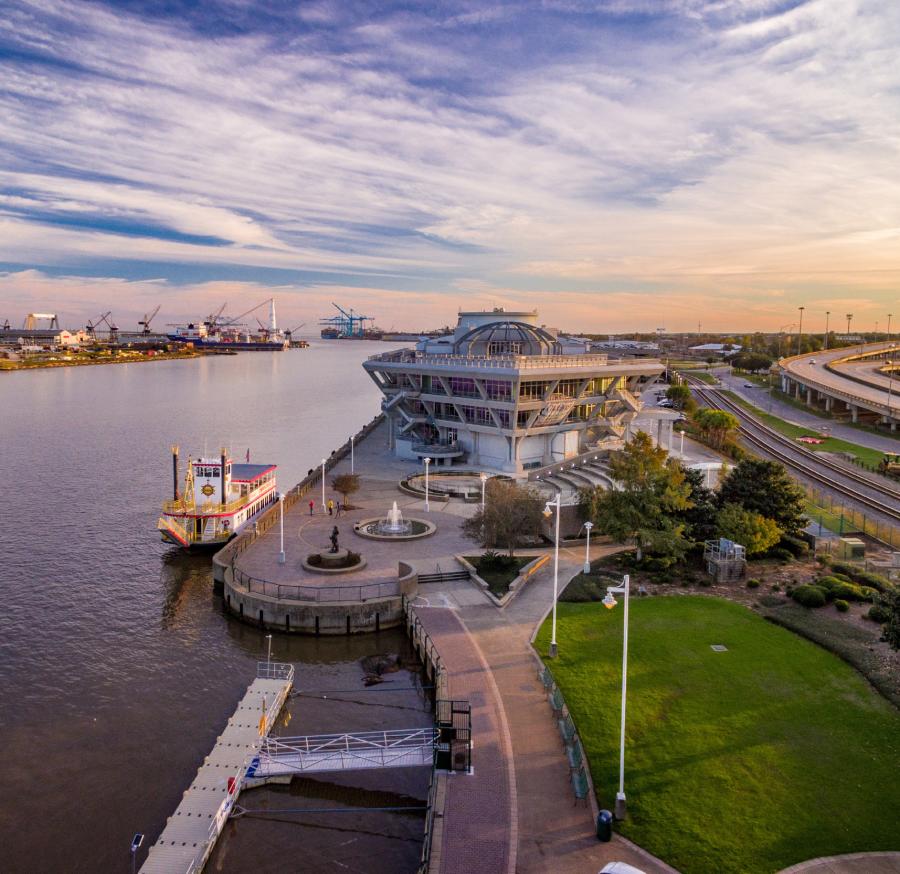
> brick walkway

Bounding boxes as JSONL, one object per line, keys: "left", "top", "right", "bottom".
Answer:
{"left": 412, "top": 607, "right": 516, "bottom": 874}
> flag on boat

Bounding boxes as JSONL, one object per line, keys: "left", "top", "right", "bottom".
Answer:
{"left": 246, "top": 448, "right": 250, "bottom": 462}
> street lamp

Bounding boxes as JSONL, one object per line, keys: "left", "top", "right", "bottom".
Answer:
{"left": 543, "top": 494, "right": 561, "bottom": 658}
{"left": 266, "top": 633, "right": 273, "bottom": 665}
{"left": 846, "top": 313, "right": 853, "bottom": 340}
{"left": 350, "top": 434, "right": 355, "bottom": 474}
{"left": 320, "top": 458, "right": 326, "bottom": 512}
{"left": 480, "top": 472, "right": 488, "bottom": 513}
{"left": 423, "top": 457, "right": 432, "bottom": 511}
{"left": 797, "top": 306, "right": 805, "bottom": 355}
{"left": 277, "top": 491, "right": 286, "bottom": 564}
{"left": 602, "top": 573, "right": 631, "bottom": 820}
{"left": 824, "top": 311, "right": 830, "bottom": 350}
{"left": 582, "top": 520, "right": 593, "bottom": 574}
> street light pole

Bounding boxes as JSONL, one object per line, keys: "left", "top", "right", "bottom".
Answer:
{"left": 424, "top": 457, "right": 431, "bottom": 511}
{"left": 350, "top": 435, "right": 355, "bottom": 474}
{"left": 797, "top": 306, "right": 805, "bottom": 355}
{"left": 480, "top": 472, "right": 488, "bottom": 514}
{"left": 602, "top": 573, "right": 631, "bottom": 820}
{"left": 824, "top": 311, "right": 830, "bottom": 350}
{"left": 320, "top": 458, "right": 326, "bottom": 512}
{"left": 277, "top": 491, "right": 285, "bottom": 564}
{"left": 543, "top": 495, "right": 561, "bottom": 658}
{"left": 266, "top": 633, "right": 273, "bottom": 666}
{"left": 583, "top": 520, "right": 593, "bottom": 574}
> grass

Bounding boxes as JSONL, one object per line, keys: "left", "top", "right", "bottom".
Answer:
{"left": 536, "top": 597, "right": 900, "bottom": 874}
{"left": 685, "top": 370, "right": 717, "bottom": 384}
{"left": 463, "top": 555, "right": 531, "bottom": 595}
{"left": 721, "top": 391, "right": 886, "bottom": 467}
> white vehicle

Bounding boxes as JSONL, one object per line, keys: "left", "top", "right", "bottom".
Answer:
{"left": 656, "top": 399, "right": 674, "bottom": 408}
{"left": 600, "top": 863, "right": 648, "bottom": 874}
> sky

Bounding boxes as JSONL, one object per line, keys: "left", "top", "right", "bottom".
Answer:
{"left": 1, "top": 0, "right": 899, "bottom": 334}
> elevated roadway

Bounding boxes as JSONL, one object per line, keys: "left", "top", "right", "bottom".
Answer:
{"left": 779, "top": 342, "right": 900, "bottom": 428}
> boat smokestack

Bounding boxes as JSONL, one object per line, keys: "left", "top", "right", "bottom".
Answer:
{"left": 220, "top": 447, "right": 227, "bottom": 505}
{"left": 171, "top": 444, "right": 180, "bottom": 501}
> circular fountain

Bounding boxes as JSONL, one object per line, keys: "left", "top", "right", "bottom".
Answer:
{"left": 354, "top": 501, "right": 436, "bottom": 541}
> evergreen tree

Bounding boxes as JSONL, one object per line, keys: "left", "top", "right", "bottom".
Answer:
{"left": 718, "top": 459, "right": 806, "bottom": 535}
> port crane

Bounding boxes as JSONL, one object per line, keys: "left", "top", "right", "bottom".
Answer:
{"left": 86, "top": 311, "right": 112, "bottom": 340}
{"left": 319, "top": 302, "right": 374, "bottom": 337}
{"left": 137, "top": 305, "right": 161, "bottom": 335}
{"left": 285, "top": 323, "right": 305, "bottom": 343}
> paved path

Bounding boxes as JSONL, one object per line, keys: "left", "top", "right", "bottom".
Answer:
{"left": 778, "top": 852, "right": 900, "bottom": 873}
{"left": 414, "top": 546, "right": 678, "bottom": 874}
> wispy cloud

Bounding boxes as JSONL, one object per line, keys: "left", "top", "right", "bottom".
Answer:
{"left": 0, "top": 0, "right": 898, "bottom": 330}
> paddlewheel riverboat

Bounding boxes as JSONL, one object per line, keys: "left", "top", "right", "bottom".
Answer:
{"left": 157, "top": 445, "right": 278, "bottom": 549}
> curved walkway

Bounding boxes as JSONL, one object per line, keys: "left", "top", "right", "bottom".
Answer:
{"left": 778, "top": 851, "right": 900, "bottom": 873}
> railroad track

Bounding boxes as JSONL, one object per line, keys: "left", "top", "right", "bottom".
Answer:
{"left": 682, "top": 375, "right": 900, "bottom": 524}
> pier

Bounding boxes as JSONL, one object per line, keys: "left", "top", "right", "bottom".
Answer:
{"left": 140, "top": 662, "right": 294, "bottom": 874}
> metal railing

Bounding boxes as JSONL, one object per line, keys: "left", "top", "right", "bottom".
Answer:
{"left": 233, "top": 565, "right": 401, "bottom": 602}
{"left": 369, "top": 350, "right": 666, "bottom": 371}
{"left": 256, "top": 661, "right": 295, "bottom": 682}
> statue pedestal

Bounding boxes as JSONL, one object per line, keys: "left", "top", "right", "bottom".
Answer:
{"left": 301, "top": 549, "right": 367, "bottom": 575}
{"left": 317, "top": 548, "right": 350, "bottom": 569}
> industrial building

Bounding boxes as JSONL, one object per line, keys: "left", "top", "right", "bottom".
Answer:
{"left": 363, "top": 309, "right": 664, "bottom": 474}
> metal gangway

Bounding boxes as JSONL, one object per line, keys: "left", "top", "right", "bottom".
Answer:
{"left": 247, "top": 727, "right": 439, "bottom": 781}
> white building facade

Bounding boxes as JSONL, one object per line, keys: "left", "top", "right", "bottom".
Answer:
{"left": 363, "top": 309, "right": 664, "bottom": 474}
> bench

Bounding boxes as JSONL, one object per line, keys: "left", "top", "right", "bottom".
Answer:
{"left": 558, "top": 711, "right": 576, "bottom": 746}
{"left": 549, "top": 685, "right": 565, "bottom": 717}
{"left": 571, "top": 766, "right": 589, "bottom": 805}
{"left": 566, "top": 738, "right": 583, "bottom": 772}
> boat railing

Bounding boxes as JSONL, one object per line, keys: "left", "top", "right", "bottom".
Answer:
{"left": 162, "top": 495, "right": 248, "bottom": 515}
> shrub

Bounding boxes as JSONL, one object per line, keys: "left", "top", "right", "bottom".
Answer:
{"left": 834, "top": 599, "right": 850, "bottom": 613}
{"left": 831, "top": 582, "right": 878, "bottom": 603}
{"left": 791, "top": 585, "right": 827, "bottom": 608}
{"left": 746, "top": 579, "right": 761, "bottom": 589}
{"left": 828, "top": 561, "right": 891, "bottom": 592}
{"left": 770, "top": 547, "right": 795, "bottom": 562}
{"left": 758, "top": 594, "right": 788, "bottom": 607}
{"left": 779, "top": 534, "right": 810, "bottom": 557}
{"left": 817, "top": 576, "right": 841, "bottom": 590}
{"left": 772, "top": 584, "right": 781, "bottom": 592}
{"left": 868, "top": 604, "right": 890, "bottom": 623}
{"left": 306, "top": 553, "right": 322, "bottom": 566}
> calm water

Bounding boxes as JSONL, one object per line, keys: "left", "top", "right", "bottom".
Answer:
{"left": 0, "top": 341, "right": 432, "bottom": 873}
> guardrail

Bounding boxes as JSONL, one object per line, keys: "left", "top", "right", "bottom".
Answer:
{"left": 256, "top": 661, "right": 294, "bottom": 682}
{"left": 233, "top": 566, "right": 402, "bottom": 602}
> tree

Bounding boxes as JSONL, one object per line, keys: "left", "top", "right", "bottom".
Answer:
{"left": 580, "top": 431, "right": 692, "bottom": 564}
{"left": 718, "top": 459, "right": 806, "bottom": 535}
{"left": 729, "top": 352, "right": 773, "bottom": 373}
{"left": 692, "top": 408, "right": 740, "bottom": 450}
{"left": 331, "top": 473, "right": 361, "bottom": 507}
{"left": 880, "top": 588, "right": 900, "bottom": 650}
{"left": 716, "top": 503, "right": 782, "bottom": 555}
{"left": 678, "top": 466, "right": 718, "bottom": 543}
{"left": 666, "top": 384, "right": 695, "bottom": 412}
{"left": 462, "top": 479, "right": 544, "bottom": 557}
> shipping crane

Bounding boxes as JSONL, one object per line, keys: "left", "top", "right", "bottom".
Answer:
{"left": 285, "top": 323, "right": 305, "bottom": 343}
{"left": 86, "top": 311, "right": 112, "bottom": 339}
{"left": 138, "top": 305, "right": 161, "bottom": 335}
{"left": 99, "top": 312, "right": 119, "bottom": 343}
{"left": 319, "top": 302, "right": 374, "bottom": 337}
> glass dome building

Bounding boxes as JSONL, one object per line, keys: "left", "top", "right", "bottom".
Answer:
{"left": 363, "top": 309, "right": 664, "bottom": 474}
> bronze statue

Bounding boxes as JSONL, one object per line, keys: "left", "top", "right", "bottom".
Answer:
{"left": 330, "top": 526, "right": 339, "bottom": 553}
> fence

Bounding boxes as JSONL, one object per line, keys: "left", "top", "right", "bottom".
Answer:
{"left": 232, "top": 566, "right": 402, "bottom": 602}
{"left": 403, "top": 596, "right": 448, "bottom": 701}
{"left": 804, "top": 484, "right": 900, "bottom": 548}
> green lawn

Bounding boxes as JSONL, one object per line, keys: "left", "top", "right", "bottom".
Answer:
{"left": 536, "top": 597, "right": 899, "bottom": 874}
{"left": 722, "top": 391, "right": 886, "bottom": 467}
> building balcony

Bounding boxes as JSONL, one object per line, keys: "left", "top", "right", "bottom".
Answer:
{"left": 410, "top": 442, "right": 466, "bottom": 458}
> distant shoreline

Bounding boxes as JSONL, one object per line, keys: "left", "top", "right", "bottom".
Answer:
{"left": 0, "top": 348, "right": 208, "bottom": 372}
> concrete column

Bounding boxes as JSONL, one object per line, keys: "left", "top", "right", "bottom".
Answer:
{"left": 850, "top": 405, "right": 859, "bottom": 423}
{"left": 807, "top": 387, "right": 816, "bottom": 407}
{"left": 794, "top": 380, "right": 801, "bottom": 399}
{"left": 824, "top": 396, "right": 832, "bottom": 413}
{"left": 662, "top": 420, "right": 673, "bottom": 452}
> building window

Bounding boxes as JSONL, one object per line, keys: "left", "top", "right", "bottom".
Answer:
{"left": 519, "top": 380, "right": 550, "bottom": 399}
{"left": 483, "top": 379, "right": 512, "bottom": 400}
{"left": 449, "top": 376, "right": 479, "bottom": 398}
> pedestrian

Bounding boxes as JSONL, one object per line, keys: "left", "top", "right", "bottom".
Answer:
{"left": 335, "top": 500, "right": 342, "bottom": 517}
{"left": 327, "top": 499, "right": 334, "bottom": 516}
{"left": 308, "top": 499, "right": 314, "bottom": 516}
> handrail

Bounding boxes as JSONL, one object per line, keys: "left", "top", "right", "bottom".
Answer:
{"left": 233, "top": 565, "right": 402, "bottom": 602}
{"left": 368, "top": 350, "right": 664, "bottom": 371}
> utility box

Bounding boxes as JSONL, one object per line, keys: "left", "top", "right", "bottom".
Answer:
{"left": 838, "top": 537, "right": 866, "bottom": 560}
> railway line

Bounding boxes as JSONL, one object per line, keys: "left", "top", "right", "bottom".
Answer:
{"left": 682, "top": 375, "right": 900, "bottom": 526}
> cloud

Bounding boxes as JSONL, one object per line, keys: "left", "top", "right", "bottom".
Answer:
{"left": 0, "top": 0, "right": 898, "bottom": 331}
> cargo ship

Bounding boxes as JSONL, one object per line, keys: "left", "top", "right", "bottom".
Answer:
{"left": 168, "top": 299, "right": 288, "bottom": 351}
{"left": 157, "top": 446, "right": 278, "bottom": 549}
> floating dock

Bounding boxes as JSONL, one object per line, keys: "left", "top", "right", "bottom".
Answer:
{"left": 140, "top": 662, "right": 293, "bottom": 874}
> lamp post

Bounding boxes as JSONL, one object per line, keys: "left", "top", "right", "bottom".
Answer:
{"left": 582, "top": 520, "right": 593, "bottom": 574}
{"left": 797, "top": 306, "right": 805, "bottom": 355}
{"left": 320, "top": 458, "right": 326, "bottom": 512}
{"left": 824, "top": 311, "right": 830, "bottom": 350}
{"left": 480, "top": 472, "right": 488, "bottom": 513}
{"left": 543, "top": 494, "right": 561, "bottom": 658}
{"left": 602, "top": 573, "right": 631, "bottom": 820}
{"left": 846, "top": 313, "right": 853, "bottom": 340}
{"left": 350, "top": 434, "right": 355, "bottom": 474}
{"left": 424, "top": 457, "right": 431, "bottom": 511}
{"left": 277, "top": 491, "right": 285, "bottom": 564}
{"left": 266, "top": 633, "right": 273, "bottom": 666}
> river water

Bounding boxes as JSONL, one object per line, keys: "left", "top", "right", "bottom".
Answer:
{"left": 0, "top": 340, "right": 433, "bottom": 873}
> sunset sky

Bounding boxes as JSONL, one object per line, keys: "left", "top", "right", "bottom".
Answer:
{"left": 1, "top": 0, "right": 899, "bottom": 333}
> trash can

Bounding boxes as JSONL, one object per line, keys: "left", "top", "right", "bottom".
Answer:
{"left": 596, "top": 809, "right": 613, "bottom": 842}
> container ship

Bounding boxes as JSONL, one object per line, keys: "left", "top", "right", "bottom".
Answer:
{"left": 157, "top": 446, "right": 278, "bottom": 549}
{"left": 168, "top": 299, "right": 289, "bottom": 351}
